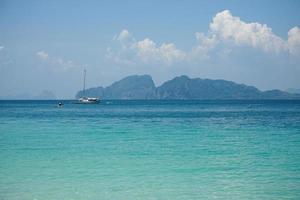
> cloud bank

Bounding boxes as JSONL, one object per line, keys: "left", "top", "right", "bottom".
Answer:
{"left": 107, "top": 10, "right": 300, "bottom": 65}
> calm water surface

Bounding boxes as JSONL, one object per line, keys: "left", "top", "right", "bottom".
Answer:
{"left": 0, "top": 100, "right": 300, "bottom": 199}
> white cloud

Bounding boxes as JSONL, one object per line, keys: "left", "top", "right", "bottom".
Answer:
{"left": 159, "top": 43, "right": 186, "bottom": 64}
{"left": 107, "top": 29, "right": 185, "bottom": 65}
{"left": 288, "top": 26, "right": 300, "bottom": 56}
{"left": 135, "top": 38, "right": 159, "bottom": 63}
{"left": 208, "top": 10, "right": 287, "bottom": 53}
{"left": 191, "top": 32, "right": 218, "bottom": 60}
{"left": 37, "top": 51, "right": 49, "bottom": 60}
{"left": 0, "top": 46, "right": 4, "bottom": 51}
{"left": 107, "top": 11, "right": 300, "bottom": 65}
{"left": 114, "top": 29, "right": 131, "bottom": 42}
{"left": 134, "top": 38, "right": 185, "bottom": 64}
{"left": 36, "top": 51, "right": 78, "bottom": 70}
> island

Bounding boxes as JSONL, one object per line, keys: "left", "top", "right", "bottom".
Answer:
{"left": 76, "top": 75, "right": 300, "bottom": 100}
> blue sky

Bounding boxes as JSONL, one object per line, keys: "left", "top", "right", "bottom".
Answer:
{"left": 0, "top": 0, "right": 300, "bottom": 98}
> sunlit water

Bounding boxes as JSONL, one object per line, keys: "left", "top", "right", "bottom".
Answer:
{"left": 0, "top": 100, "right": 300, "bottom": 200}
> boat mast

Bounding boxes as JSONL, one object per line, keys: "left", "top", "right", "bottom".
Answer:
{"left": 83, "top": 69, "right": 86, "bottom": 97}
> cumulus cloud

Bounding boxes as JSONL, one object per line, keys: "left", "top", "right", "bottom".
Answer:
{"left": 107, "top": 10, "right": 300, "bottom": 65}
{"left": 36, "top": 50, "right": 78, "bottom": 70}
{"left": 208, "top": 10, "right": 287, "bottom": 53}
{"left": 195, "top": 10, "right": 300, "bottom": 57}
{"left": 107, "top": 29, "right": 186, "bottom": 65}
{"left": 114, "top": 29, "right": 131, "bottom": 42}
{"left": 134, "top": 38, "right": 186, "bottom": 64}
{"left": 288, "top": 27, "right": 300, "bottom": 56}
{"left": 191, "top": 32, "right": 219, "bottom": 60}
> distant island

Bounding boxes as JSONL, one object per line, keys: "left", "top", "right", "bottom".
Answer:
{"left": 0, "top": 90, "right": 56, "bottom": 100}
{"left": 285, "top": 88, "right": 300, "bottom": 95}
{"left": 76, "top": 75, "right": 300, "bottom": 100}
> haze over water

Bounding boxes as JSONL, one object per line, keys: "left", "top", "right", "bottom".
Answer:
{"left": 1, "top": 100, "right": 300, "bottom": 199}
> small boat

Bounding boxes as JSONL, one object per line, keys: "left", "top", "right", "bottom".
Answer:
{"left": 77, "top": 69, "right": 100, "bottom": 104}
{"left": 56, "top": 102, "right": 64, "bottom": 108}
{"left": 78, "top": 97, "right": 100, "bottom": 104}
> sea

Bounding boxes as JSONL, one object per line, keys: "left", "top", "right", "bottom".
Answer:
{"left": 0, "top": 100, "right": 300, "bottom": 200}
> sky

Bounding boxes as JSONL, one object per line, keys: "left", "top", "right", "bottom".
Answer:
{"left": 0, "top": 0, "right": 300, "bottom": 99}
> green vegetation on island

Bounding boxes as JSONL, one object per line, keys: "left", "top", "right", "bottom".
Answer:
{"left": 76, "top": 75, "right": 300, "bottom": 100}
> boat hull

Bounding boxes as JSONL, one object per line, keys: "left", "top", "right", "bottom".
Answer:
{"left": 76, "top": 97, "right": 100, "bottom": 104}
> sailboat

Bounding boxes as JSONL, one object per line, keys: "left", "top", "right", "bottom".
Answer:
{"left": 77, "top": 69, "right": 100, "bottom": 104}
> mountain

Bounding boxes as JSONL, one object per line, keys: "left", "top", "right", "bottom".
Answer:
{"left": 75, "top": 75, "right": 300, "bottom": 100}
{"left": 103, "top": 75, "right": 156, "bottom": 99}
{"left": 76, "top": 75, "right": 156, "bottom": 99}
{"left": 0, "top": 90, "right": 56, "bottom": 100}
{"left": 0, "top": 93, "right": 33, "bottom": 100}
{"left": 285, "top": 88, "right": 300, "bottom": 94}
{"left": 260, "top": 90, "right": 295, "bottom": 99}
{"left": 76, "top": 86, "right": 105, "bottom": 99}
{"left": 156, "top": 75, "right": 261, "bottom": 99}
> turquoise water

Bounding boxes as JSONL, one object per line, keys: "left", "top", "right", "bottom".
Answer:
{"left": 1, "top": 100, "right": 300, "bottom": 200}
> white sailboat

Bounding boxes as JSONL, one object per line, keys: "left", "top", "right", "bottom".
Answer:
{"left": 78, "top": 69, "right": 100, "bottom": 104}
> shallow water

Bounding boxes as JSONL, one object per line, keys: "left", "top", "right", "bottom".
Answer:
{"left": 1, "top": 100, "right": 300, "bottom": 199}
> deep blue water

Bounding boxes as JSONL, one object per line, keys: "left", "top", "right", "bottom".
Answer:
{"left": 0, "top": 100, "right": 300, "bottom": 199}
